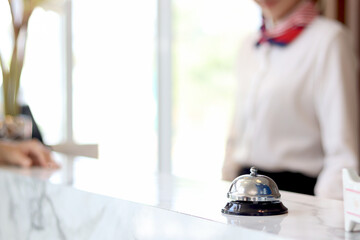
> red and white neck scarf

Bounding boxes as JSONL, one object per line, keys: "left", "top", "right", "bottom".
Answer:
{"left": 256, "top": 1, "right": 318, "bottom": 47}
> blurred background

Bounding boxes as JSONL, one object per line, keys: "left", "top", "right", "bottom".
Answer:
{"left": 0, "top": 0, "right": 358, "bottom": 181}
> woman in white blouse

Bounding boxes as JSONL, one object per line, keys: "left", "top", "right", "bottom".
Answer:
{"left": 222, "top": 0, "right": 359, "bottom": 200}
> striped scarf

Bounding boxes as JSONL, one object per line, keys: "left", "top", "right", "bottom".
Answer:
{"left": 256, "top": 1, "right": 318, "bottom": 47}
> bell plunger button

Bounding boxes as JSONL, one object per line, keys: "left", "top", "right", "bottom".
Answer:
{"left": 250, "top": 167, "right": 258, "bottom": 177}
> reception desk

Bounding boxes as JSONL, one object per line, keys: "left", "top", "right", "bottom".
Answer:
{"left": 0, "top": 153, "right": 358, "bottom": 240}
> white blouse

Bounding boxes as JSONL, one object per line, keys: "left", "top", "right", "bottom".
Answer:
{"left": 223, "top": 16, "right": 359, "bottom": 200}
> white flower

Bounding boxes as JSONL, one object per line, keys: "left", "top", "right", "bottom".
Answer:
{"left": 37, "top": 0, "right": 66, "bottom": 14}
{"left": 19, "top": 0, "right": 65, "bottom": 16}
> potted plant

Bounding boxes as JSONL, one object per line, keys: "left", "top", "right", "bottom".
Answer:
{"left": 0, "top": 0, "right": 63, "bottom": 140}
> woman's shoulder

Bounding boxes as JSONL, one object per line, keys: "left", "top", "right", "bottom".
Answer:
{"left": 300, "top": 16, "right": 353, "bottom": 53}
{"left": 235, "top": 31, "right": 259, "bottom": 57}
{"left": 308, "top": 16, "right": 350, "bottom": 40}
{"left": 240, "top": 31, "right": 259, "bottom": 47}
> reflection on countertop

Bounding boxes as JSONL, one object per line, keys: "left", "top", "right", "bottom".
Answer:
{"left": 0, "top": 153, "right": 359, "bottom": 240}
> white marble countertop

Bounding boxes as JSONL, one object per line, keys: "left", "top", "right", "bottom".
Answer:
{"left": 0, "top": 153, "right": 359, "bottom": 240}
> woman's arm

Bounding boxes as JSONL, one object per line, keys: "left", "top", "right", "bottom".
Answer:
{"left": 314, "top": 27, "right": 359, "bottom": 200}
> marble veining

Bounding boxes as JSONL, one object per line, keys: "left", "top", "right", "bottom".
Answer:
{"left": 0, "top": 153, "right": 359, "bottom": 239}
{"left": 0, "top": 169, "right": 282, "bottom": 240}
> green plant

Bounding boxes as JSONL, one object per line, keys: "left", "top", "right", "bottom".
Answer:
{"left": 0, "top": 0, "right": 62, "bottom": 116}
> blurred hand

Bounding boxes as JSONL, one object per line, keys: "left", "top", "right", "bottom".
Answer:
{"left": 0, "top": 139, "right": 59, "bottom": 168}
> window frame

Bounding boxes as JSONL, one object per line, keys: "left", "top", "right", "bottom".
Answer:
{"left": 54, "top": 0, "right": 173, "bottom": 175}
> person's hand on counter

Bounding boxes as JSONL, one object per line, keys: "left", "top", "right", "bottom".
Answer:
{"left": 0, "top": 139, "right": 59, "bottom": 168}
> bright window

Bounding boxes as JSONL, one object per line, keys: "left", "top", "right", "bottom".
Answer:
{"left": 0, "top": 0, "right": 260, "bottom": 180}
{"left": 172, "top": 0, "right": 260, "bottom": 180}
{"left": 72, "top": 0, "right": 157, "bottom": 170}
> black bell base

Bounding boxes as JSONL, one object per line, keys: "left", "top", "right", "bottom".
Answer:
{"left": 221, "top": 200, "right": 288, "bottom": 216}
